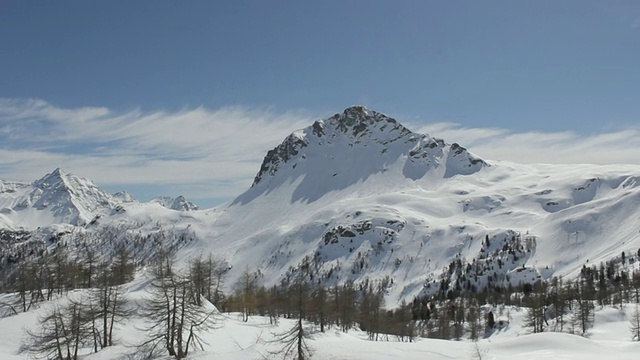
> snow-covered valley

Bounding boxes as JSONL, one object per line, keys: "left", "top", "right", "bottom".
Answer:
{"left": 2, "top": 106, "right": 640, "bottom": 359}
{"left": 1, "top": 275, "right": 640, "bottom": 360}
{"left": 5, "top": 107, "right": 639, "bottom": 301}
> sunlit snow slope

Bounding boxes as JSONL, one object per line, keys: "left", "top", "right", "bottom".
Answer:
{"left": 2, "top": 106, "right": 640, "bottom": 304}
{"left": 201, "top": 106, "right": 640, "bottom": 303}
{"left": 0, "top": 168, "right": 120, "bottom": 228}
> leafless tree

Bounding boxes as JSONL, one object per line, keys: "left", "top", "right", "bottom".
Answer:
{"left": 310, "top": 284, "right": 328, "bottom": 332}
{"left": 269, "top": 317, "right": 312, "bottom": 360}
{"left": 570, "top": 299, "right": 594, "bottom": 335}
{"left": 630, "top": 304, "right": 640, "bottom": 341}
{"left": 21, "top": 301, "right": 91, "bottom": 360}
{"left": 86, "top": 262, "right": 133, "bottom": 349}
{"left": 137, "top": 252, "right": 220, "bottom": 359}
{"left": 235, "top": 266, "right": 259, "bottom": 322}
{"left": 469, "top": 341, "right": 488, "bottom": 360}
{"left": 188, "top": 253, "right": 229, "bottom": 307}
{"left": 523, "top": 293, "right": 546, "bottom": 333}
{"left": 8, "top": 260, "right": 43, "bottom": 313}
{"left": 268, "top": 267, "right": 312, "bottom": 360}
{"left": 111, "top": 243, "right": 135, "bottom": 285}
{"left": 465, "top": 300, "right": 483, "bottom": 341}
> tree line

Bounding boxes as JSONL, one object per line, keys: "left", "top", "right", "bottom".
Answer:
{"left": 4, "top": 232, "right": 640, "bottom": 360}
{"left": 17, "top": 245, "right": 134, "bottom": 360}
{"left": 223, "top": 263, "right": 418, "bottom": 344}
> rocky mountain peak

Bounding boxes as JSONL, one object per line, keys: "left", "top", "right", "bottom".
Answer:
{"left": 113, "top": 191, "right": 135, "bottom": 203}
{"left": 25, "top": 169, "right": 117, "bottom": 226}
{"left": 252, "top": 107, "right": 416, "bottom": 187}
{"left": 250, "top": 107, "right": 487, "bottom": 193}
{"left": 151, "top": 195, "right": 199, "bottom": 211}
{"left": 318, "top": 105, "right": 409, "bottom": 139}
{"left": 33, "top": 167, "right": 67, "bottom": 189}
{"left": 336, "top": 105, "right": 377, "bottom": 124}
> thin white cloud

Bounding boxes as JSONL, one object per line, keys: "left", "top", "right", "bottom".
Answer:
{"left": 0, "top": 98, "right": 313, "bottom": 204}
{"left": 2, "top": 99, "right": 640, "bottom": 207}
{"left": 415, "top": 122, "right": 640, "bottom": 165}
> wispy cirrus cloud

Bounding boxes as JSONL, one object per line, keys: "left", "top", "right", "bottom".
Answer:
{"left": 413, "top": 122, "right": 640, "bottom": 165}
{"left": 0, "top": 98, "right": 313, "bottom": 205}
{"left": 2, "top": 98, "right": 640, "bottom": 207}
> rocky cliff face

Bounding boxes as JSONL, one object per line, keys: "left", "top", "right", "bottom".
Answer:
{"left": 0, "top": 168, "right": 118, "bottom": 227}
{"left": 4, "top": 106, "right": 640, "bottom": 306}
{"left": 249, "top": 106, "right": 486, "bottom": 201}
{"left": 0, "top": 168, "right": 199, "bottom": 230}
{"left": 150, "top": 195, "right": 199, "bottom": 211}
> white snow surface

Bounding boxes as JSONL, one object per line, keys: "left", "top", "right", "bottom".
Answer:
{"left": 2, "top": 106, "right": 640, "bottom": 304}
{"left": 193, "top": 107, "right": 640, "bottom": 303}
{"left": 149, "top": 195, "right": 199, "bottom": 211}
{"left": 3, "top": 106, "right": 640, "bottom": 359}
{"left": 0, "top": 168, "right": 118, "bottom": 229}
{"left": 1, "top": 275, "right": 639, "bottom": 360}
{"left": 0, "top": 169, "right": 199, "bottom": 230}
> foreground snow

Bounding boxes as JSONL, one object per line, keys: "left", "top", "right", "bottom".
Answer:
{"left": 3, "top": 106, "right": 640, "bottom": 359}
{"left": 2, "top": 280, "right": 639, "bottom": 360}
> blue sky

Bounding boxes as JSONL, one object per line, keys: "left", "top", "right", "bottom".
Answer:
{"left": 1, "top": 1, "right": 640, "bottom": 207}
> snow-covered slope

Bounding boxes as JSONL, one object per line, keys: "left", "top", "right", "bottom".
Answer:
{"left": 1, "top": 280, "right": 639, "bottom": 360}
{"left": 150, "top": 195, "right": 199, "bottom": 211}
{"left": 2, "top": 106, "right": 640, "bottom": 305}
{"left": 0, "top": 168, "right": 120, "bottom": 228}
{"left": 0, "top": 168, "right": 199, "bottom": 231}
{"left": 200, "top": 106, "right": 640, "bottom": 303}
{"left": 242, "top": 105, "right": 485, "bottom": 204}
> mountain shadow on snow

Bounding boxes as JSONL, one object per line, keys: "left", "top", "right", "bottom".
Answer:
{"left": 234, "top": 106, "right": 486, "bottom": 204}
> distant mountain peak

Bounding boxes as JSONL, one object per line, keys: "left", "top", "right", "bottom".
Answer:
{"left": 150, "top": 195, "right": 199, "bottom": 211}
{"left": 51, "top": 167, "right": 65, "bottom": 176}
{"left": 113, "top": 191, "right": 135, "bottom": 203}
{"left": 337, "top": 105, "right": 389, "bottom": 122}
{"left": 34, "top": 167, "right": 67, "bottom": 189}
{"left": 248, "top": 107, "right": 487, "bottom": 201}
{"left": 25, "top": 168, "right": 117, "bottom": 226}
{"left": 337, "top": 105, "right": 377, "bottom": 123}
{"left": 322, "top": 106, "right": 408, "bottom": 139}
{"left": 0, "top": 169, "right": 204, "bottom": 230}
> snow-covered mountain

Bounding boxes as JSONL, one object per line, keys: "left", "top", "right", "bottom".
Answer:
{"left": 243, "top": 105, "right": 485, "bottom": 204}
{"left": 0, "top": 168, "right": 198, "bottom": 230}
{"left": 150, "top": 196, "right": 199, "bottom": 211}
{"left": 2, "top": 106, "right": 640, "bottom": 304}
{"left": 0, "top": 168, "right": 119, "bottom": 228}
{"left": 204, "top": 106, "right": 640, "bottom": 302}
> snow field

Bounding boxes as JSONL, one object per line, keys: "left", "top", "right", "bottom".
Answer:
{"left": 3, "top": 282, "right": 640, "bottom": 360}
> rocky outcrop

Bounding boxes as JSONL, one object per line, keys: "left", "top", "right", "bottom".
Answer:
{"left": 251, "top": 106, "right": 487, "bottom": 188}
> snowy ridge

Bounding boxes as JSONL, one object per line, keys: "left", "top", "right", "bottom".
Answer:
{"left": 0, "top": 169, "right": 200, "bottom": 231}
{"left": 2, "top": 107, "right": 640, "bottom": 306}
{"left": 150, "top": 195, "right": 199, "bottom": 211}
{"left": 243, "top": 106, "right": 485, "bottom": 204}
{"left": 1, "top": 281, "right": 640, "bottom": 359}
{"left": 0, "top": 168, "right": 118, "bottom": 228}
{"left": 213, "top": 161, "right": 640, "bottom": 304}
{"left": 207, "top": 107, "right": 640, "bottom": 304}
